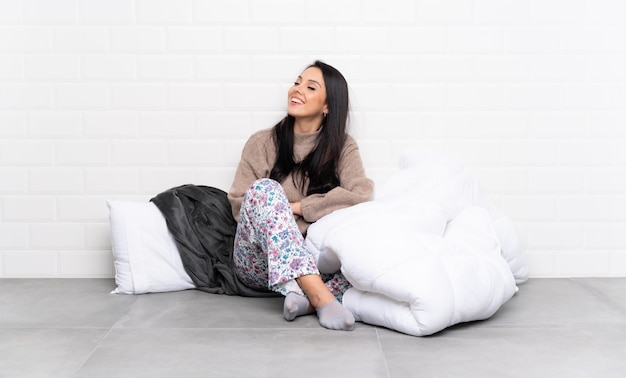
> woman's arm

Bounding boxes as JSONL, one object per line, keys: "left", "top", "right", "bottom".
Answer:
{"left": 299, "top": 137, "right": 374, "bottom": 223}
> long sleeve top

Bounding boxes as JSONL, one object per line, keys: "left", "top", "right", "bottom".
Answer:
{"left": 227, "top": 127, "right": 374, "bottom": 235}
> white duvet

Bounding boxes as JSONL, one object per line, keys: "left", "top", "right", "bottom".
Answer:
{"left": 306, "top": 152, "right": 529, "bottom": 336}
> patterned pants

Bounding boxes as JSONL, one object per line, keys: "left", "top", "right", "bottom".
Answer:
{"left": 233, "top": 178, "right": 351, "bottom": 301}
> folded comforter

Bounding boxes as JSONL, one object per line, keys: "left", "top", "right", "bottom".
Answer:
{"left": 306, "top": 153, "right": 528, "bottom": 336}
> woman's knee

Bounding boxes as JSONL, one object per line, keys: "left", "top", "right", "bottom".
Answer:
{"left": 244, "top": 178, "right": 286, "bottom": 199}
{"left": 241, "top": 178, "right": 288, "bottom": 212}
{"left": 250, "top": 178, "right": 281, "bottom": 192}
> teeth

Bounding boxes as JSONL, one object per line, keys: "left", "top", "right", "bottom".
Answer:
{"left": 291, "top": 97, "right": 303, "bottom": 104}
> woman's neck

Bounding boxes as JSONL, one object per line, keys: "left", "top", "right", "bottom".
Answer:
{"left": 293, "top": 117, "right": 323, "bottom": 134}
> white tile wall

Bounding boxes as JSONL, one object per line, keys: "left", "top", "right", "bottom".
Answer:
{"left": 1, "top": 0, "right": 625, "bottom": 278}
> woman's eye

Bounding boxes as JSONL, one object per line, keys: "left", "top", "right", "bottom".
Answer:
{"left": 307, "top": 86, "right": 316, "bottom": 91}
{"left": 293, "top": 82, "right": 300, "bottom": 86}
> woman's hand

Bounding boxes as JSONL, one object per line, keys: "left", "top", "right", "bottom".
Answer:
{"left": 290, "top": 202, "right": 302, "bottom": 216}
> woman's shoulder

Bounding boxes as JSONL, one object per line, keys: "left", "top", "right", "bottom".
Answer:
{"left": 343, "top": 133, "right": 360, "bottom": 150}
{"left": 248, "top": 127, "right": 273, "bottom": 140}
{"left": 245, "top": 127, "right": 274, "bottom": 148}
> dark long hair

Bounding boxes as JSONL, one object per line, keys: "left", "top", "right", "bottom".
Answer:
{"left": 269, "top": 61, "right": 349, "bottom": 195}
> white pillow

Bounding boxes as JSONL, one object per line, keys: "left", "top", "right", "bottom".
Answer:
{"left": 107, "top": 200, "right": 195, "bottom": 294}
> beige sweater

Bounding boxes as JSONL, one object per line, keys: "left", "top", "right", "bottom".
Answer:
{"left": 228, "top": 127, "right": 374, "bottom": 235}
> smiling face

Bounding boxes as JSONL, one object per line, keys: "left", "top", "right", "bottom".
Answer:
{"left": 287, "top": 66, "right": 329, "bottom": 125}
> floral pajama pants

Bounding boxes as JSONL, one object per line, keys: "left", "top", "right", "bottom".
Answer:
{"left": 233, "top": 178, "right": 351, "bottom": 302}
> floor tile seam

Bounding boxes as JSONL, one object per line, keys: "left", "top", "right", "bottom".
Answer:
{"left": 442, "top": 324, "right": 626, "bottom": 335}
{"left": 460, "top": 322, "right": 626, "bottom": 330}
{"left": 107, "top": 323, "right": 626, "bottom": 332}
{"left": 108, "top": 293, "right": 142, "bottom": 331}
{"left": 108, "top": 326, "right": 368, "bottom": 331}
{"left": 0, "top": 326, "right": 114, "bottom": 331}
{"left": 70, "top": 326, "right": 115, "bottom": 378}
{"left": 374, "top": 328, "right": 393, "bottom": 378}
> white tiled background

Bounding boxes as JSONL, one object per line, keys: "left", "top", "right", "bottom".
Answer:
{"left": 1, "top": 0, "right": 625, "bottom": 278}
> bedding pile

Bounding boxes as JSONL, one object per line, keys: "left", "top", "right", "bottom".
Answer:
{"left": 107, "top": 151, "right": 528, "bottom": 336}
{"left": 306, "top": 152, "right": 528, "bottom": 336}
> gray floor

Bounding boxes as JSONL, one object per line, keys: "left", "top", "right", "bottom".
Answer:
{"left": 1, "top": 278, "right": 625, "bottom": 378}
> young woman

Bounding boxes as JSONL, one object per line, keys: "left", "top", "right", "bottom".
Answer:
{"left": 227, "top": 61, "right": 374, "bottom": 331}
